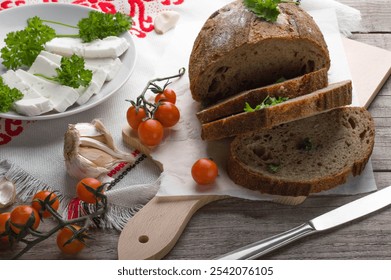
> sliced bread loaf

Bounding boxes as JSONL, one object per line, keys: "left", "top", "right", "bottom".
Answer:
{"left": 227, "top": 107, "right": 375, "bottom": 197}
{"left": 201, "top": 80, "right": 352, "bottom": 141}
{"left": 189, "top": 0, "right": 330, "bottom": 105}
{"left": 196, "top": 68, "right": 328, "bottom": 124}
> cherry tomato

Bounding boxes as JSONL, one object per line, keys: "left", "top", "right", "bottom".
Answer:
{"left": 56, "top": 225, "right": 86, "bottom": 254}
{"left": 10, "top": 205, "right": 40, "bottom": 234}
{"left": 155, "top": 88, "right": 177, "bottom": 104}
{"left": 0, "top": 212, "right": 11, "bottom": 244}
{"left": 31, "top": 191, "right": 60, "bottom": 218}
{"left": 191, "top": 158, "right": 219, "bottom": 185}
{"left": 154, "top": 102, "right": 180, "bottom": 127}
{"left": 137, "top": 119, "right": 164, "bottom": 146}
{"left": 126, "top": 106, "right": 147, "bottom": 130}
{"left": 76, "top": 178, "right": 104, "bottom": 204}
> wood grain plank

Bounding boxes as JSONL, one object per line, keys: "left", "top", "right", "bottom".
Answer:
{"left": 350, "top": 33, "right": 391, "bottom": 51}
{"left": 165, "top": 193, "right": 391, "bottom": 260}
{"left": 337, "top": 0, "right": 391, "bottom": 33}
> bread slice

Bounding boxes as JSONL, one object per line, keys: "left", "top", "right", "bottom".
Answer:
{"left": 201, "top": 80, "right": 352, "bottom": 141}
{"left": 227, "top": 107, "right": 375, "bottom": 197}
{"left": 196, "top": 68, "right": 328, "bottom": 124}
{"left": 189, "top": 0, "right": 330, "bottom": 105}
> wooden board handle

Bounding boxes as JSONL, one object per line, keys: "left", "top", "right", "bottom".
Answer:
{"left": 118, "top": 195, "right": 222, "bottom": 260}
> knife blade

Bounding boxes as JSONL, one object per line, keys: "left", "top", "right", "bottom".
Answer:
{"left": 217, "top": 185, "right": 391, "bottom": 260}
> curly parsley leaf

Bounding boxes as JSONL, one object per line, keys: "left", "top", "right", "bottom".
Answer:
{"left": 244, "top": 0, "right": 280, "bottom": 22}
{"left": 0, "top": 77, "right": 24, "bottom": 113}
{"left": 243, "top": 0, "right": 300, "bottom": 22}
{"left": 1, "top": 16, "right": 56, "bottom": 70}
{"left": 35, "top": 54, "right": 93, "bottom": 88}
{"left": 77, "top": 11, "right": 133, "bottom": 42}
{"left": 244, "top": 96, "right": 289, "bottom": 112}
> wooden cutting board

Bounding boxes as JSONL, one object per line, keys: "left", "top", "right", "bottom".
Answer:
{"left": 342, "top": 37, "right": 391, "bottom": 108}
{"left": 117, "top": 38, "right": 391, "bottom": 260}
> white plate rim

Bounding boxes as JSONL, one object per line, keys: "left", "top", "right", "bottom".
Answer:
{"left": 0, "top": 3, "right": 137, "bottom": 121}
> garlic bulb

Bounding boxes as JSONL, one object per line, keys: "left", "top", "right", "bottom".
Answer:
{"left": 64, "top": 119, "right": 136, "bottom": 180}
{"left": 0, "top": 177, "right": 16, "bottom": 208}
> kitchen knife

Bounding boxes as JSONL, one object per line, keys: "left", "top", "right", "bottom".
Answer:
{"left": 217, "top": 185, "right": 391, "bottom": 260}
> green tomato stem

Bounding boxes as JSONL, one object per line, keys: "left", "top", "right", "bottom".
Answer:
{"left": 139, "top": 67, "right": 186, "bottom": 99}
{"left": 131, "top": 68, "right": 185, "bottom": 119}
{"left": 11, "top": 195, "right": 108, "bottom": 260}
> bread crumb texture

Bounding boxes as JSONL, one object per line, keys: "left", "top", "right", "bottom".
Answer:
{"left": 228, "top": 107, "right": 375, "bottom": 196}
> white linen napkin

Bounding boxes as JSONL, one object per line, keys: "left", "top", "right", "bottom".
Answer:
{"left": 301, "top": 0, "right": 362, "bottom": 37}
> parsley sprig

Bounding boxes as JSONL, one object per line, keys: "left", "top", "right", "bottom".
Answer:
{"left": 34, "top": 54, "right": 93, "bottom": 88}
{"left": 243, "top": 0, "right": 301, "bottom": 22}
{"left": 1, "top": 11, "right": 132, "bottom": 70}
{"left": 0, "top": 76, "right": 23, "bottom": 113}
{"left": 1, "top": 17, "right": 56, "bottom": 70}
{"left": 77, "top": 12, "right": 133, "bottom": 42}
{"left": 244, "top": 95, "right": 289, "bottom": 112}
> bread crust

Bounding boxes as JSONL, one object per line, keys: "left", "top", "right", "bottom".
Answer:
{"left": 227, "top": 107, "right": 375, "bottom": 197}
{"left": 189, "top": 0, "right": 331, "bottom": 104}
{"left": 196, "top": 68, "right": 328, "bottom": 124}
{"left": 201, "top": 80, "right": 352, "bottom": 141}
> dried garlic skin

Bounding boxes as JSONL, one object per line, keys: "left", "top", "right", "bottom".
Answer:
{"left": 0, "top": 177, "right": 16, "bottom": 208}
{"left": 64, "top": 119, "right": 136, "bottom": 181}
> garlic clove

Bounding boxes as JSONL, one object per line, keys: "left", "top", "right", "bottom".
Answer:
{"left": 74, "top": 122, "right": 103, "bottom": 137}
{"left": 79, "top": 137, "right": 134, "bottom": 162}
{"left": 0, "top": 177, "right": 16, "bottom": 208}
{"left": 66, "top": 154, "right": 109, "bottom": 180}
{"left": 154, "top": 11, "right": 180, "bottom": 34}
{"left": 64, "top": 119, "right": 136, "bottom": 180}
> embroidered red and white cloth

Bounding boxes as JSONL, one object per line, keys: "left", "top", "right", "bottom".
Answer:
{"left": 0, "top": 0, "right": 375, "bottom": 229}
{"left": 0, "top": 0, "right": 184, "bottom": 38}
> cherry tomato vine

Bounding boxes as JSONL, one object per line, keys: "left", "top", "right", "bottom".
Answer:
{"left": 126, "top": 67, "right": 185, "bottom": 146}
{"left": 0, "top": 178, "right": 109, "bottom": 259}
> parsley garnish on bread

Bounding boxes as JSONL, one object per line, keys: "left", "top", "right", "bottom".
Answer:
{"left": 243, "top": 0, "right": 301, "bottom": 22}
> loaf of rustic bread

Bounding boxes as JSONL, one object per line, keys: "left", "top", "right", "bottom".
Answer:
{"left": 227, "top": 107, "right": 375, "bottom": 197}
{"left": 189, "top": 0, "right": 330, "bottom": 105}
{"left": 201, "top": 80, "right": 352, "bottom": 141}
{"left": 196, "top": 68, "right": 329, "bottom": 124}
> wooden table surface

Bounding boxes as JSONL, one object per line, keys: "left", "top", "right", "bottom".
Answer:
{"left": 1, "top": 0, "right": 391, "bottom": 260}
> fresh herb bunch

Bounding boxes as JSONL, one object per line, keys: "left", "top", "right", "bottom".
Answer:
{"left": 244, "top": 95, "right": 289, "bottom": 112}
{"left": 243, "top": 0, "right": 301, "bottom": 22}
{"left": 0, "top": 76, "right": 23, "bottom": 113}
{"left": 34, "top": 54, "right": 93, "bottom": 88}
{"left": 1, "top": 11, "right": 132, "bottom": 70}
{"left": 1, "top": 16, "right": 56, "bottom": 70}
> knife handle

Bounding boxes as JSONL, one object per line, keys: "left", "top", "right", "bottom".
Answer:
{"left": 216, "top": 223, "right": 316, "bottom": 260}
